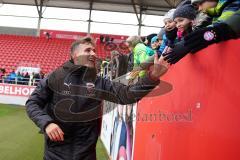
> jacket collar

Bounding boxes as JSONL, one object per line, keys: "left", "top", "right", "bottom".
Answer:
{"left": 62, "top": 60, "right": 97, "bottom": 84}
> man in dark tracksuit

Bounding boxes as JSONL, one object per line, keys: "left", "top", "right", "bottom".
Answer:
{"left": 25, "top": 36, "right": 169, "bottom": 160}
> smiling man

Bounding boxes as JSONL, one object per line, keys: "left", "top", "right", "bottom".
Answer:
{"left": 26, "top": 36, "right": 169, "bottom": 160}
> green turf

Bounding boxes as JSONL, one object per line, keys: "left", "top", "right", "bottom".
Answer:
{"left": 0, "top": 103, "right": 109, "bottom": 160}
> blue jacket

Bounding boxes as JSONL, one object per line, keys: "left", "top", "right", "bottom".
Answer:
{"left": 159, "top": 34, "right": 179, "bottom": 55}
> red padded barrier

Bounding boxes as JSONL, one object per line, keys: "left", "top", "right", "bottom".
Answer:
{"left": 133, "top": 39, "right": 240, "bottom": 160}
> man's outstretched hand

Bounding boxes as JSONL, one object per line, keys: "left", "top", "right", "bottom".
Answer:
{"left": 150, "top": 53, "right": 169, "bottom": 79}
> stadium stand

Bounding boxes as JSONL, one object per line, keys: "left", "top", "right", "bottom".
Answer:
{"left": 0, "top": 34, "right": 72, "bottom": 74}
{"left": 0, "top": 33, "right": 129, "bottom": 75}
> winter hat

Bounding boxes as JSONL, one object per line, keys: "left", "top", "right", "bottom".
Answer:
{"left": 163, "top": 9, "right": 176, "bottom": 21}
{"left": 151, "top": 36, "right": 159, "bottom": 44}
{"left": 173, "top": 0, "right": 196, "bottom": 20}
{"left": 146, "top": 33, "right": 157, "bottom": 46}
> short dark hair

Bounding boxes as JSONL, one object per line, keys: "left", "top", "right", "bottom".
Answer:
{"left": 70, "top": 36, "right": 96, "bottom": 55}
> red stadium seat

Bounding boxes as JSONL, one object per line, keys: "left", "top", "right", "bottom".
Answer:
{"left": 0, "top": 34, "right": 129, "bottom": 75}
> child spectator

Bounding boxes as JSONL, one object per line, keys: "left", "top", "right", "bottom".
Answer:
{"left": 145, "top": 34, "right": 157, "bottom": 47}
{"left": 192, "top": 0, "right": 240, "bottom": 24}
{"left": 159, "top": 9, "right": 178, "bottom": 55}
{"left": 191, "top": 0, "right": 216, "bottom": 29}
{"left": 150, "top": 36, "right": 161, "bottom": 51}
{"left": 173, "top": 0, "right": 197, "bottom": 40}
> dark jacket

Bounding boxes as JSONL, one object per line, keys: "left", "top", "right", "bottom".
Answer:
{"left": 225, "top": 9, "right": 240, "bottom": 36}
{"left": 26, "top": 60, "right": 160, "bottom": 160}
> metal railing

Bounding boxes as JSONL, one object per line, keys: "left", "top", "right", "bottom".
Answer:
{"left": 0, "top": 76, "right": 42, "bottom": 86}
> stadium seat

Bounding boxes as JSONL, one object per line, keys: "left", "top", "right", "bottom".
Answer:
{"left": 0, "top": 34, "right": 129, "bottom": 74}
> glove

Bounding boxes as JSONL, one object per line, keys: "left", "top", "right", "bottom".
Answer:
{"left": 163, "top": 40, "right": 191, "bottom": 64}
{"left": 184, "top": 22, "right": 237, "bottom": 53}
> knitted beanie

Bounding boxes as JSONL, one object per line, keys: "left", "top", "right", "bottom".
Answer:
{"left": 173, "top": 0, "right": 196, "bottom": 20}
{"left": 151, "top": 36, "right": 159, "bottom": 44}
{"left": 163, "top": 9, "right": 176, "bottom": 21}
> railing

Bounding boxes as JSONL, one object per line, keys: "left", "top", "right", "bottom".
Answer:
{"left": 101, "top": 62, "right": 118, "bottom": 80}
{"left": 0, "top": 76, "right": 41, "bottom": 86}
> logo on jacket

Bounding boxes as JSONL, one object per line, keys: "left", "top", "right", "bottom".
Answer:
{"left": 62, "top": 90, "right": 71, "bottom": 95}
{"left": 204, "top": 31, "right": 215, "bottom": 41}
{"left": 85, "top": 82, "right": 95, "bottom": 96}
